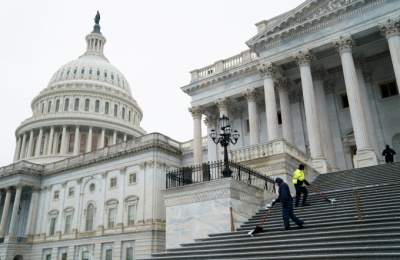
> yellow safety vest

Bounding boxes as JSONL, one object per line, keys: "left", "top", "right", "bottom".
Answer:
{"left": 293, "top": 169, "right": 305, "bottom": 187}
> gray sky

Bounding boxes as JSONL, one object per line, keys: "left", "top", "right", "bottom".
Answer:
{"left": 0, "top": 0, "right": 305, "bottom": 167}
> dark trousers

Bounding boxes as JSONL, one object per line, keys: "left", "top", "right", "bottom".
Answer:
{"left": 385, "top": 156, "right": 394, "bottom": 163}
{"left": 294, "top": 184, "right": 308, "bottom": 206}
{"left": 282, "top": 201, "right": 302, "bottom": 229}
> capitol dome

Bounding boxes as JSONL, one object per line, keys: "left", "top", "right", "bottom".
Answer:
{"left": 13, "top": 15, "right": 146, "bottom": 164}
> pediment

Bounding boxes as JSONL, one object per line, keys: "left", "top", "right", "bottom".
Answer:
{"left": 247, "top": 0, "right": 371, "bottom": 49}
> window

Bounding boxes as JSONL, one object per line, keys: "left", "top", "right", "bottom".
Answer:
{"left": 340, "top": 93, "right": 349, "bottom": 108}
{"left": 95, "top": 100, "right": 100, "bottom": 112}
{"left": 42, "top": 103, "right": 45, "bottom": 114}
{"left": 106, "top": 249, "right": 112, "bottom": 260}
{"left": 245, "top": 119, "right": 250, "bottom": 133}
{"left": 89, "top": 68, "right": 93, "bottom": 75}
{"left": 89, "top": 183, "right": 95, "bottom": 192}
{"left": 122, "top": 107, "right": 125, "bottom": 119}
{"left": 57, "top": 134, "right": 62, "bottom": 153}
{"left": 67, "top": 70, "right": 70, "bottom": 75}
{"left": 56, "top": 99, "right": 60, "bottom": 112}
{"left": 105, "top": 102, "right": 109, "bottom": 114}
{"left": 82, "top": 251, "right": 89, "bottom": 260}
{"left": 61, "top": 253, "right": 67, "bottom": 260}
{"left": 53, "top": 190, "right": 59, "bottom": 200}
{"left": 110, "top": 178, "right": 117, "bottom": 188}
{"left": 64, "top": 98, "right": 69, "bottom": 111}
{"left": 129, "top": 111, "right": 131, "bottom": 121}
{"left": 73, "top": 69, "right": 77, "bottom": 75}
{"left": 379, "top": 80, "right": 399, "bottom": 98}
{"left": 46, "top": 254, "right": 51, "bottom": 260}
{"left": 92, "top": 135, "right": 98, "bottom": 151}
{"left": 128, "top": 205, "right": 135, "bottom": 226}
{"left": 85, "top": 203, "right": 94, "bottom": 231}
{"left": 108, "top": 208, "right": 115, "bottom": 228}
{"left": 68, "top": 133, "right": 75, "bottom": 153}
{"left": 129, "top": 173, "right": 137, "bottom": 184}
{"left": 81, "top": 69, "right": 85, "bottom": 74}
{"left": 97, "top": 70, "right": 100, "bottom": 76}
{"left": 68, "top": 187, "right": 75, "bottom": 197}
{"left": 85, "top": 99, "right": 90, "bottom": 111}
{"left": 111, "top": 74, "right": 114, "bottom": 80}
{"left": 126, "top": 247, "right": 134, "bottom": 260}
{"left": 65, "top": 215, "right": 71, "bottom": 233}
{"left": 104, "top": 136, "right": 109, "bottom": 147}
{"left": 80, "top": 133, "right": 87, "bottom": 154}
{"left": 74, "top": 98, "right": 80, "bottom": 111}
{"left": 104, "top": 72, "right": 108, "bottom": 78}
{"left": 277, "top": 111, "right": 282, "bottom": 125}
{"left": 114, "top": 105, "right": 118, "bottom": 117}
{"left": 49, "top": 217, "right": 56, "bottom": 235}
{"left": 48, "top": 101, "right": 52, "bottom": 113}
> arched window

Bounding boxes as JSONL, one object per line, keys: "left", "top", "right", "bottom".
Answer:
{"left": 85, "top": 203, "right": 94, "bottom": 231}
{"left": 85, "top": 99, "right": 90, "bottom": 111}
{"left": 114, "top": 105, "right": 118, "bottom": 117}
{"left": 89, "top": 68, "right": 93, "bottom": 75}
{"left": 80, "top": 134, "right": 87, "bottom": 154}
{"left": 48, "top": 101, "right": 52, "bottom": 113}
{"left": 92, "top": 135, "right": 98, "bottom": 151}
{"left": 74, "top": 98, "right": 79, "bottom": 111}
{"left": 64, "top": 98, "right": 69, "bottom": 111}
{"left": 95, "top": 100, "right": 100, "bottom": 112}
{"left": 128, "top": 110, "right": 131, "bottom": 121}
{"left": 41, "top": 103, "right": 45, "bottom": 114}
{"left": 122, "top": 108, "right": 125, "bottom": 119}
{"left": 68, "top": 133, "right": 75, "bottom": 153}
{"left": 97, "top": 69, "right": 100, "bottom": 76}
{"left": 55, "top": 99, "right": 60, "bottom": 112}
{"left": 105, "top": 102, "right": 109, "bottom": 114}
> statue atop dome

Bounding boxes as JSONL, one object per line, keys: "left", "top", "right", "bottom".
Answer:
{"left": 94, "top": 11, "right": 100, "bottom": 25}
{"left": 92, "top": 11, "right": 102, "bottom": 34}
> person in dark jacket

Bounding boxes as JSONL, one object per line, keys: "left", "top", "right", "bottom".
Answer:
{"left": 382, "top": 145, "right": 396, "bottom": 163}
{"left": 271, "top": 177, "right": 304, "bottom": 231}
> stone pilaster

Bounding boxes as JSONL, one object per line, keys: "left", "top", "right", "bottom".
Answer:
{"left": 275, "top": 77, "right": 295, "bottom": 145}
{"left": 6, "top": 185, "right": 23, "bottom": 239}
{"left": 242, "top": 88, "right": 260, "bottom": 145}
{"left": 25, "top": 187, "right": 40, "bottom": 240}
{"left": 189, "top": 106, "right": 204, "bottom": 165}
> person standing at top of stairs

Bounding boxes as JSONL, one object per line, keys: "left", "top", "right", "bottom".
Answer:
{"left": 272, "top": 177, "right": 304, "bottom": 231}
{"left": 382, "top": 145, "right": 396, "bottom": 163}
{"left": 293, "top": 164, "right": 310, "bottom": 207}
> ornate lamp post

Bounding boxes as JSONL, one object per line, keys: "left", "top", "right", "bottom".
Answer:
{"left": 209, "top": 115, "right": 240, "bottom": 177}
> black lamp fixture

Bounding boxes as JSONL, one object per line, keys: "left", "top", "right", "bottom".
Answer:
{"left": 210, "top": 114, "right": 240, "bottom": 177}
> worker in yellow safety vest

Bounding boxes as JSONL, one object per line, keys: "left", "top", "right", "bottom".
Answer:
{"left": 293, "top": 164, "right": 310, "bottom": 207}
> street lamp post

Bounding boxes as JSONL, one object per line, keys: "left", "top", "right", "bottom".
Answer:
{"left": 209, "top": 115, "right": 240, "bottom": 177}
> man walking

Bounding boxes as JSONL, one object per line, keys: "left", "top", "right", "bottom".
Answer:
{"left": 382, "top": 145, "right": 396, "bottom": 163}
{"left": 293, "top": 164, "right": 309, "bottom": 207}
{"left": 272, "top": 177, "right": 304, "bottom": 231}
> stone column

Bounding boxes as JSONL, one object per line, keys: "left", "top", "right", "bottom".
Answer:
{"left": 293, "top": 50, "right": 328, "bottom": 173}
{"left": 0, "top": 187, "right": 12, "bottom": 237}
{"left": 258, "top": 63, "right": 279, "bottom": 141}
{"left": 242, "top": 88, "right": 260, "bottom": 145}
{"left": 34, "top": 127, "right": 43, "bottom": 156}
{"left": 47, "top": 126, "right": 54, "bottom": 155}
{"left": 6, "top": 185, "right": 23, "bottom": 238}
{"left": 123, "top": 133, "right": 127, "bottom": 142}
{"left": 86, "top": 126, "right": 93, "bottom": 152}
{"left": 379, "top": 18, "right": 400, "bottom": 94}
{"left": 73, "top": 126, "right": 80, "bottom": 155}
{"left": 19, "top": 133, "right": 27, "bottom": 160}
{"left": 214, "top": 97, "right": 230, "bottom": 118}
{"left": 100, "top": 128, "right": 105, "bottom": 148}
{"left": 312, "top": 67, "right": 339, "bottom": 171}
{"left": 275, "top": 78, "right": 295, "bottom": 145}
{"left": 13, "top": 136, "right": 22, "bottom": 162}
{"left": 60, "top": 125, "right": 67, "bottom": 155}
{"left": 113, "top": 130, "right": 117, "bottom": 145}
{"left": 332, "top": 35, "right": 377, "bottom": 168}
{"left": 189, "top": 106, "right": 203, "bottom": 166}
{"left": 27, "top": 130, "right": 34, "bottom": 158}
{"left": 204, "top": 115, "right": 218, "bottom": 162}
{"left": 52, "top": 130, "right": 59, "bottom": 154}
{"left": 25, "top": 187, "right": 40, "bottom": 238}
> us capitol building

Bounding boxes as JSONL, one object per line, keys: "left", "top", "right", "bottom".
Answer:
{"left": 1, "top": 0, "right": 400, "bottom": 259}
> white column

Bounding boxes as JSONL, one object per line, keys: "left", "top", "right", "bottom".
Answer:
{"left": 112, "top": 130, "right": 117, "bottom": 145}
{"left": 14, "top": 136, "right": 22, "bottom": 162}
{"left": 47, "top": 126, "right": 54, "bottom": 155}
{"left": 27, "top": 130, "right": 34, "bottom": 158}
{"left": 189, "top": 106, "right": 203, "bottom": 165}
{"left": 275, "top": 78, "right": 295, "bottom": 145}
{"left": 73, "top": 126, "right": 80, "bottom": 155}
{"left": 204, "top": 115, "right": 218, "bottom": 162}
{"left": 242, "top": 88, "right": 260, "bottom": 145}
{"left": 53, "top": 131, "right": 59, "bottom": 154}
{"left": 214, "top": 97, "right": 230, "bottom": 118}
{"left": 34, "top": 127, "right": 43, "bottom": 156}
{"left": 332, "top": 35, "right": 377, "bottom": 168}
{"left": 7, "top": 185, "right": 23, "bottom": 237}
{"left": 60, "top": 125, "right": 68, "bottom": 155}
{"left": 312, "top": 67, "right": 339, "bottom": 171}
{"left": 123, "top": 133, "right": 127, "bottom": 142}
{"left": 0, "top": 187, "right": 12, "bottom": 237}
{"left": 25, "top": 187, "right": 40, "bottom": 237}
{"left": 258, "top": 63, "right": 279, "bottom": 141}
{"left": 100, "top": 128, "right": 105, "bottom": 148}
{"left": 293, "top": 50, "right": 328, "bottom": 173}
{"left": 19, "top": 133, "right": 27, "bottom": 160}
{"left": 86, "top": 126, "right": 93, "bottom": 152}
{"left": 43, "top": 131, "right": 49, "bottom": 155}
{"left": 379, "top": 18, "right": 400, "bottom": 93}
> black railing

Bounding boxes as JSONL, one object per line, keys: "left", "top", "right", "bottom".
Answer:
{"left": 166, "top": 160, "right": 275, "bottom": 192}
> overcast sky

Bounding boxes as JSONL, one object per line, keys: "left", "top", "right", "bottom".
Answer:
{"left": 0, "top": 0, "right": 305, "bottom": 167}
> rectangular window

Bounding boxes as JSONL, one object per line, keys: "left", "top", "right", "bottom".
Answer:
{"left": 110, "top": 178, "right": 117, "bottom": 188}
{"left": 128, "top": 205, "right": 135, "bottom": 226}
{"left": 68, "top": 187, "right": 75, "bottom": 197}
{"left": 277, "top": 111, "right": 282, "bottom": 125}
{"left": 61, "top": 253, "right": 67, "bottom": 260}
{"left": 81, "top": 251, "right": 89, "bottom": 260}
{"left": 245, "top": 119, "right": 250, "bottom": 133}
{"left": 126, "top": 247, "right": 134, "bottom": 260}
{"left": 108, "top": 208, "right": 115, "bottom": 228}
{"left": 46, "top": 254, "right": 51, "bottom": 260}
{"left": 65, "top": 215, "right": 71, "bottom": 233}
{"left": 340, "top": 93, "right": 349, "bottom": 108}
{"left": 53, "top": 190, "right": 59, "bottom": 200}
{"left": 105, "top": 249, "right": 112, "bottom": 260}
{"left": 49, "top": 217, "right": 56, "bottom": 235}
{"left": 379, "top": 80, "right": 399, "bottom": 98}
{"left": 129, "top": 173, "right": 137, "bottom": 184}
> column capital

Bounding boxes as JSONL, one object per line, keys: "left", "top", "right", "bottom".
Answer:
{"left": 119, "top": 166, "right": 127, "bottom": 175}
{"left": 355, "top": 54, "right": 366, "bottom": 68}
{"left": 100, "top": 171, "right": 108, "bottom": 179}
{"left": 32, "top": 186, "right": 41, "bottom": 192}
{"left": 241, "top": 88, "right": 258, "bottom": 102}
{"left": 257, "top": 63, "right": 276, "bottom": 78}
{"left": 293, "top": 50, "right": 315, "bottom": 67}
{"left": 61, "top": 181, "right": 67, "bottom": 188}
{"left": 311, "top": 66, "right": 327, "bottom": 81}
{"left": 323, "top": 79, "right": 336, "bottom": 93}
{"left": 230, "top": 107, "right": 243, "bottom": 119}
{"left": 76, "top": 177, "right": 83, "bottom": 184}
{"left": 139, "top": 162, "right": 147, "bottom": 170}
{"left": 188, "top": 105, "right": 203, "bottom": 119}
{"left": 214, "top": 97, "right": 230, "bottom": 111}
{"left": 203, "top": 115, "right": 217, "bottom": 127}
{"left": 332, "top": 35, "right": 355, "bottom": 54}
{"left": 274, "top": 77, "right": 291, "bottom": 92}
{"left": 379, "top": 17, "right": 400, "bottom": 39}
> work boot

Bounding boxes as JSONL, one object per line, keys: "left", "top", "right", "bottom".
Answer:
{"left": 302, "top": 202, "right": 310, "bottom": 206}
{"left": 298, "top": 221, "right": 304, "bottom": 229}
